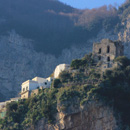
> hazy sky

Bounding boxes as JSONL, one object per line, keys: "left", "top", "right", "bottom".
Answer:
{"left": 59, "top": 0, "right": 126, "bottom": 9}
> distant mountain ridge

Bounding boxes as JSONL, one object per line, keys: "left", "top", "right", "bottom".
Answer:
{"left": 0, "top": 0, "right": 77, "bottom": 55}
{"left": 0, "top": 0, "right": 121, "bottom": 56}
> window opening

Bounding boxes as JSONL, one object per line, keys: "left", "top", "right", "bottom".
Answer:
{"left": 98, "top": 48, "right": 101, "bottom": 54}
{"left": 23, "top": 88, "right": 25, "bottom": 92}
{"left": 107, "top": 57, "right": 110, "bottom": 62}
{"left": 107, "top": 46, "right": 110, "bottom": 53}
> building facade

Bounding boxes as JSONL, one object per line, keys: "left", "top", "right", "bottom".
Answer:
{"left": 93, "top": 39, "right": 124, "bottom": 70}
{"left": 21, "top": 77, "right": 53, "bottom": 99}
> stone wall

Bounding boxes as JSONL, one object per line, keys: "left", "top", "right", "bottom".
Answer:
{"left": 93, "top": 39, "right": 124, "bottom": 70}
{"left": 21, "top": 91, "right": 30, "bottom": 99}
{"left": 93, "top": 39, "right": 124, "bottom": 62}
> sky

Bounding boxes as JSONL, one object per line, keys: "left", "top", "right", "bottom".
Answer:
{"left": 58, "top": 0, "right": 126, "bottom": 9}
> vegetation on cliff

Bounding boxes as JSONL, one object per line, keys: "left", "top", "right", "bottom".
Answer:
{"left": 1, "top": 55, "right": 130, "bottom": 129}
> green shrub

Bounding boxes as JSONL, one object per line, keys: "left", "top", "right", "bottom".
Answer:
{"left": 57, "top": 89, "right": 80, "bottom": 102}
{"left": 59, "top": 71, "right": 72, "bottom": 82}
{"left": 70, "top": 59, "right": 82, "bottom": 69}
{"left": 52, "top": 79, "right": 61, "bottom": 88}
{"left": 115, "top": 56, "right": 130, "bottom": 68}
{"left": 70, "top": 54, "right": 94, "bottom": 69}
{"left": 1, "top": 55, "right": 130, "bottom": 129}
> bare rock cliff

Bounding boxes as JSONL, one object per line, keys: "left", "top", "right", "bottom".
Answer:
{"left": 118, "top": 14, "right": 130, "bottom": 57}
{"left": 118, "top": 15, "right": 130, "bottom": 43}
{"left": 28, "top": 100, "right": 120, "bottom": 130}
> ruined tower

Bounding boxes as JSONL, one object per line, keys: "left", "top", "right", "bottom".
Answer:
{"left": 93, "top": 39, "right": 124, "bottom": 70}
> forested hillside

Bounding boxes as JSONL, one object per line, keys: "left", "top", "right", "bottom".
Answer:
{"left": 0, "top": 0, "right": 124, "bottom": 56}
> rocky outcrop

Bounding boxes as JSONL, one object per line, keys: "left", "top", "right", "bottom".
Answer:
{"left": 31, "top": 100, "right": 120, "bottom": 130}
{"left": 118, "top": 15, "right": 130, "bottom": 57}
{"left": 118, "top": 15, "right": 130, "bottom": 43}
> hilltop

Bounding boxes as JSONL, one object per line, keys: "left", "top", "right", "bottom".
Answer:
{"left": 0, "top": 0, "right": 130, "bottom": 103}
{"left": 1, "top": 53, "right": 130, "bottom": 129}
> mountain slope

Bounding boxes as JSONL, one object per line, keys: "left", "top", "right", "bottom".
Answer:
{"left": 0, "top": 0, "right": 130, "bottom": 101}
{"left": 0, "top": 0, "right": 79, "bottom": 55}
{"left": 0, "top": 0, "right": 120, "bottom": 56}
{"left": 1, "top": 55, "right": 130, "bottom": 129}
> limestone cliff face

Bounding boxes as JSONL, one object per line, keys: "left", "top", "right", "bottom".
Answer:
{"left": 118, "top": 15, "right": 130, "bottom": 43}
{"left": 118, "top": 15, "right": 130, "bottom": 57}
{"left": 0, "top": 30, "right": 118, "bottom": 101}
{"left": 30, "top": 100, "right": 120, "bottom": 130}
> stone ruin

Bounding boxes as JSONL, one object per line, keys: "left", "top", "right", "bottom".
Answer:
{"left": 93, "top": 39, "right": 124, "bottom": 71}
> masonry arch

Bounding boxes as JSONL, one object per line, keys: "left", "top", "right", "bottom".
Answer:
{"left": 107, "top": 56, "right": 110, "bottom": 62}
{"left": 98, "top": 48, "right": 101, "bottom": 54}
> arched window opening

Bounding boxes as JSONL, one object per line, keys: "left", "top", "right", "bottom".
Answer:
{"left": 98, "top": 48, "right": 101, "bottom": 54}
{"left": 107, "top": 57, "right": 110, "bottom": 62}
{"left": 107, "top": 46, "right": 110, "bottom": 53}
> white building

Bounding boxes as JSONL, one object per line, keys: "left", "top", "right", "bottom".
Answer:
{"left": 54, "top": 64, "right": 70, "bottom": 78}
{"left": 21, "top": 76, "right": 53, "bottom": 99}
{"left": 0, "top": 102, "right": 6, "bottom": 110}
{"left": 10, "top": 97, "right": 20, "bottom": 102}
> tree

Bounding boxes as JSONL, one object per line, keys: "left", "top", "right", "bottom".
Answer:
{"left": 52, "top": 79, "right": 61, "bottom": 88}
{"left": 115, "top": 56, "right": 130, "bottom": 68}
{"left": 59, "top": 71, "right": 72, "bottom": 82}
